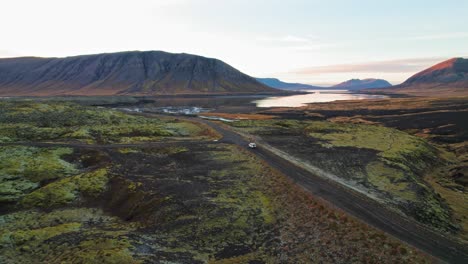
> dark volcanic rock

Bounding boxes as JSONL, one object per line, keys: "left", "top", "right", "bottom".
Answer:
{"left": 0, "top": 51, "right": 277, "bottom": 96}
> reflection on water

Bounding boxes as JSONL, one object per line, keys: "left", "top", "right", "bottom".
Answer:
{"left": 254, "top": 91, "right": 387, "bottom": 107}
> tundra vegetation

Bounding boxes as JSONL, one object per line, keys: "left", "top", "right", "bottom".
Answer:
{"left": 235, "top": 96, "right": 468, "bottom": 241}
{"left": 0, "top": 101, "right": 430, "bottom": 263}
{"left": 0, "top": 101, "right": 213, "bottom": 143}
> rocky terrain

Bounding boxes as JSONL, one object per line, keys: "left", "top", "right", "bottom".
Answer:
{"left": 0, "top": 51, "right": 277, "bottom": 96}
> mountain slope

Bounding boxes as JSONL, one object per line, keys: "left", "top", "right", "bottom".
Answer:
{"left": 0, "top": 51, "right": 277, "bottom": 96}
{"left": 400, "top": 57, "right": 468, "bottom": 88}
{"left": 256, "top": 78, "right": 324, "bottom": 90}
{"left": 333, "top": 78, "right": 392, "bottom": 90}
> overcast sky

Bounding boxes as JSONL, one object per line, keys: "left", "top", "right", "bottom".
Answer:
{"left": 1, "top": 0, "right": 467, "bottom": 85}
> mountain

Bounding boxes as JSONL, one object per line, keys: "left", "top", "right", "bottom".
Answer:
{"left": 333, "top": 78, "right": 392, "bottom": 90}
{"left": 400, "top": 57, "right": 468, "bottom": 88}
{"left": 0, "top": 51, "right": 278, "bottom": 96}
{"left": 256, "top": 78, "right": 324, "bottom": 90}
{"left": 364, "top": 58, "right": 468, "bottom": 96}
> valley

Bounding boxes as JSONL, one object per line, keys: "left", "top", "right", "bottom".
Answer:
{"left": 1, "top": 94, "right": 467, "bottom": 263}
{"left": 0, "top": 99, "right": 437, "bottom": 263}
{"left": 1, "top": 0, "right": 468, "bottom": 262}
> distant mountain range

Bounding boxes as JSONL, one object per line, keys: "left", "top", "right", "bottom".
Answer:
{"left": 256, "top": 77, "right": 392, "bottom": 91}
{"left": 332, "top": 79, "right": 392, "bottom": 89}
{"left": 259, "top": 58, "right": 468, "bottom": 94}
{"left": 255, "top": 78, "right": 324, "bottom": 90}
{"left": 1, "top": 51, "right": 465, "bottom": 97}
{"left": 0, "top": 51, "right": 277, "bottom": 96}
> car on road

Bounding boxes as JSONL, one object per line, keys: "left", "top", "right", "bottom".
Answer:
{"left": 248, "top": 143, "right": 257, "bottom": 149}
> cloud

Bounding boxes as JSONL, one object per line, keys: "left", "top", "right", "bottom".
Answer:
{"left": 291, "top": 57, "right": 448, "bottom": 75}
{"left": 407, "top": 32, "right": 468, "bottom": 41}
{"left": 257, "top": 34, "right": 338, "bottom": 51}
{"left": 280, "top": 35, "right": 310, "bottom": 43}
{"left": 0, "top": 49, "right": 21, "bottom": 58}
{"left": 257, "top": 35, "right": 312, "bottom": 44}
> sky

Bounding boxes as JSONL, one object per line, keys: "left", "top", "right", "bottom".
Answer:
{"left": 1, "top": 0, "right": 467, "bottom": 86}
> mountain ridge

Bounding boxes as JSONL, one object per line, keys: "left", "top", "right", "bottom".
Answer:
{"left": 256, "top": 77, "right": 392, "bottom": 91}
{"left": 364, "top": 57, "right": 468, "bottom": 96}
{"left": 400, "top": 57, "right": 468, "bottom": 88}
{"left": 0, "top": 51, "right": 277, "bottom": 96}
{"left": 333, "top": 78, "right": 392, "bottom": 90}
{"left": 255, "top": 77, "right": 325, "bottom": 90}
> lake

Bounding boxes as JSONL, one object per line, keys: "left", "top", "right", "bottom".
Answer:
{"left": 254, "top": 90, "right": 388, "bottom": 107}
{"left": 114, "top": 91, "right": 388, "bottom": 114}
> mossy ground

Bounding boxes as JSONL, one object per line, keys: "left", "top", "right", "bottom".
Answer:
{"left": 0, "top": 101, "right": 212, "bottom": 143}
{"left": 0, "top": 100, "right": 432, "bottom": 263}
{"left": 0, "top": 143, "right": 428, "bottom": 263}
{"left": 0, "top": 208, "right": 139, "bottom": 264}
{"left": 21, "top": 168, "right": 109, "bottom": 208}
{"left": 0, "top": 146, "right": 78, "bottom": 203}
{"left": 229, "top": 119, "right": 456, "bottom": 234}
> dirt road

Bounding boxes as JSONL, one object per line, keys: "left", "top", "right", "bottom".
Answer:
{"left": 192, "top": 117, "right": 468, "bottom": 264}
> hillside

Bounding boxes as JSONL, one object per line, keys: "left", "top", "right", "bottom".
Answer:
{"left": 400, "top": 57, "right": 468, "bottom": 88}
{"left": 0, "top": 51, "right": 277, "bottom": 96}
{"left": 333, "top": 78, "right": 392, "bottom": 90}
{"left": 256, "top": 77, "right": 324, "bottom": 90}
{"left": 364, "top": 58, "right": 468, "bottom": 96}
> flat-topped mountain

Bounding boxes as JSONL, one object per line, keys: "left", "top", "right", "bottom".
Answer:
{"left": 333, "top": 78, "right": 392, "bottom": 90}
{"left": 0, "top": 51, "right": 277, "bottom": 96}
{"left": 400, "top": 57, "right": 468, "bottom": 88}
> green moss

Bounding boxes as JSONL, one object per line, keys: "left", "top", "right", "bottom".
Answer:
{"left": 0, "top": 146, "right": 78, "bottom": 203}
{"left": 303, "top": 122, "right": 454, "bottom": 230}
{"left": 76, "top": 168, "right": 109, "bottom": 196}
{"left": 255, "top": 191, "right": 275, "bottom": 224}
{"left": 64, "top": 238, "right": 138, "bottom": 264}
{"left": 1, "top": 222, "right": 81, "bottom": 246}
{"left": 165, "top": 122, "right": 204, "bottom": 137}
{"left": 366, "top": 161, "right": 416, "bottom": 202}
{"left": 0, "top": 207, "right": 140, "bottom": 263}
{"left": 21, "top": 168, "right": 109, "bottom": 208}
{"left": 228, "top": 119, "right": 454, "bottom": 233}
{"left": 117, "top": 148, "right": 140, "bottom": 154}
{"left": 0, "top": 146, "right": 77, "bottom": 182}
{"left": 0, "top": 101, "right": 212, "bottom": 143}
{"left": 0, "top": 208, "right": 114, "bottom": 231}
{"left": 0, "top": 179, "right": 38, "bottom": 203}
{"left": 305, "top": 121, "right": 438, "bottom": 172}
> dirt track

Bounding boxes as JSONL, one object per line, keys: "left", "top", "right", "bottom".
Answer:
{"left": 192, "top": 117, "right": 468, "bottom": 264}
